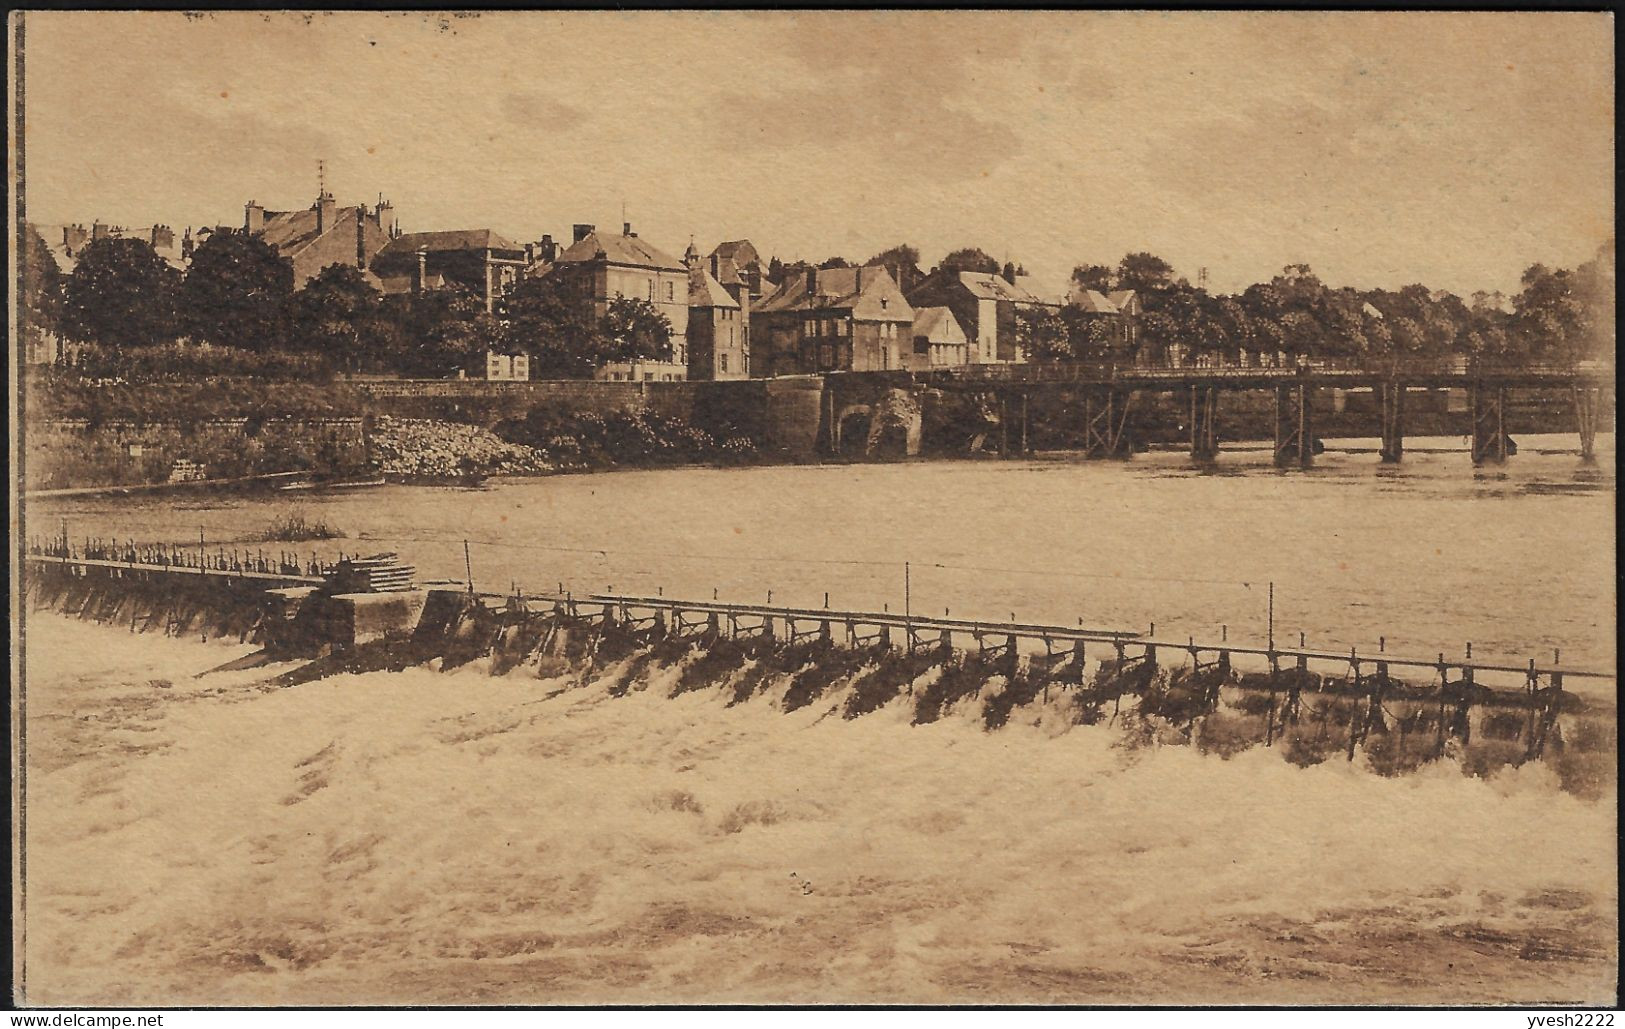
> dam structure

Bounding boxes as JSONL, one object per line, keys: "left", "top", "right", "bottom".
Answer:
{"left": 23, "top": 538, "right": 1614, "bottom": 782}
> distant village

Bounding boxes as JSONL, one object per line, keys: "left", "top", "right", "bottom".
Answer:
{"left": 23, "top": 181, "right": 1613, "bottom": 383}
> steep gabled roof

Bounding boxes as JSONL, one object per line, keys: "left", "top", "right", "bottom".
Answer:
{"left": 379, "top": 229, "right": 522, "bottom": 257}
{"left": 753, "top": 265, "right": 913, "bottom": 322}
{"left": 710, "top": 240, "right": 759, "bottom": 265}
{"left": 555, "top": 230, "right": 685, "bottom": 272}
{"left": 1108, "top": 289, "right": 1139, "bottom": 310}
{"left": 688, "top": 265, "right": 739, "bottom": 309}
{"left": 1068, "top": 287, "right": 1120, "bottom": 314}
{"left": 912, "top": 305, "right": 967, "bottom": 344}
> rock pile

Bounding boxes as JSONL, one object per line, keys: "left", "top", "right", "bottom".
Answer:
{"left": 370, "top": 417, "right": 551, "bottom": 477}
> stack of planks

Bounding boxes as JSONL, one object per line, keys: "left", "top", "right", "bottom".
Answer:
{"left": 325, "top": 553, "right": 417, "bottom": 594}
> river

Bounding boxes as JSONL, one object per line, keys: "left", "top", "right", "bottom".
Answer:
{"left": 29, "top": 432, "right": 1618, "bottom": 684}
{"left": 18, "top": 432, "right": 1619, "bottom": 1005}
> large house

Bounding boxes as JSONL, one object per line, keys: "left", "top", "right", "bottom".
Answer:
{"left": 685, "top": 244, "right": 748, "bottom": 380}
{"left": 370, "top": 229, "right": 528, "bottom": 313}
{"left": 1069, "top": 286, "right": 1142, "bottom": 355}
{"left": 751, "top": 265, "right": 914, "bottom": 376}
{"left": 37, "top": 221, "right": 191, "bottom": 276}
{"left": 906, "top": 268, "right": 1060, "bottom": 364}
{"left": 245, "top": 190, "right": 399, "bottom": 287}
{"left": 545, "top": 222, "right": 691, "bottom": 382}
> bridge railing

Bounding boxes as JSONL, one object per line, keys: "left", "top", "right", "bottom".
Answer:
{"left": 915, "top": 355, "right": 1608, "bottom": 385}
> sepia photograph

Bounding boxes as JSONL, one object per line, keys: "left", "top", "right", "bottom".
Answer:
{"left": 7, "top": 8, "right": 1617, "bottom": 1011}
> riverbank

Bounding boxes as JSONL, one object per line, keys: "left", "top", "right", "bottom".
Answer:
{"left": 16, "top": 613, "right": 1617, "bottom": 1005}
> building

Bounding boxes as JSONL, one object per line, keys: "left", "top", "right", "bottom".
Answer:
{"left": 37, "top": 221, "right": 190, "bottom": 275}
{"left": 685, "top": 244, "right": 748, "bottom": 380}
{"left": 1067, "top": 285, "right": 1142, "bottom": 354}
{"left": 752, "top": 265, "right": 914, "bottom": 376}
{"left": 482, "top": 351, "right": 530, "bottom": 381}
{"left": 546, "top": 222, "right": 690, "bottom": 382}
{"left": 706, "top": 240, "right": 774, "bottom": 303}
{"left": 906, "top": 268, "right": 1059, "bottom": 364}
{"left": 370, "top": 229, "right": 528, "bottom": 312}
{"left": 905, "top": 306, "right": 970, "bottom": 369}
{"left": 245, "top": 189, "right": 399, "bottom": 287}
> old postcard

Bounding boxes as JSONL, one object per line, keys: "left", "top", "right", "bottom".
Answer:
{"left": 8, "top": 9, "right": 1617, "bottom": 1010}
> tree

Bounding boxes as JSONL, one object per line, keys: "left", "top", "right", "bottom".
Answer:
{"left": 60, "top": 236, "right": 181, "bottom": 349}
{"left": 501, "top": 273, "right": 607, "bottom": 378}
{"left": 1115, "top": 252, "right": 1176, "bottom": 293}
{"left": 181, "top": 230, "right": 295, "bottom": 350}
{"left": 1071, "top": 263, "right": 1115, "bottom": 293}
{"left": 817, "top": 256, "right": 853, "bottom": 270}
{"left": 20, "top": 226, "right": 62, "bottom": 354}
{"left": 289, "top": 263, "right": 385, "bottom": 370}
{"left": 939, "top": 247, "right": 1001, "bottom": 275}
{"left": 602, "top": 296, "right": 673, "bottom": 364}
{"left": 386, "top": 290, "right": 500, "bottom": 376}
{"left": 1014, "top": 306, "right": 1072, "bottom": 363}
{"left": 866, "top": 244, "right": 924, "bottom": 293}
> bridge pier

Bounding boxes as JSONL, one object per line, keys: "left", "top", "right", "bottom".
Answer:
{"left": 1471, "top": 382, "right": 1510, "bottom": 464}
{"left": 1081, "top": 388, "right": 1133, "bottom": 459}
{"left": 1273, "top": 377, "right": 1316, "bottom": 468}
{"left": 1188, "top": 384, "right": 1219, "bottom": 462}
{"left": 1379, "top": 380, "right": 1406, "bottom": 463}
{"left": 1574, "top": 386, "right": 1602, "bottom": 463}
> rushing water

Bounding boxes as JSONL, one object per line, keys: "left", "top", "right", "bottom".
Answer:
{"left": 30, "top": 433, "right": 1618, "bottom": 686}
{"left": 18, "top": 433, "right": 1619, "bottom": 1004}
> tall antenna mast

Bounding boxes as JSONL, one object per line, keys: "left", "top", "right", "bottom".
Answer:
{"left": 318, "top": 159, "right": 327, "bottom": 197}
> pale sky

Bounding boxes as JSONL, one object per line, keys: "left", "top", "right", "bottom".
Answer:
{"left": 17, "top": 10, "right": 1615, "bottom": 296}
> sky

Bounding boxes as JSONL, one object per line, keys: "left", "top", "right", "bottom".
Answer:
{"left": 16, "top": 10, "right": 1615, "bottom": 297}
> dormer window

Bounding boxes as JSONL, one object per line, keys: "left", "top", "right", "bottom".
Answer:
{"left": 880, "top": 298, "right": 889, "bottom": 310}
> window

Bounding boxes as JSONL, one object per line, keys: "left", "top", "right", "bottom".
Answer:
{"left": 644, "top": 371, "right": 655, "bottom": 381}
{"left": 666, "top": 281, "right": 674, "bottom": 302}
{"left": 720, "top": 353, "right": 730, "bottom": 373}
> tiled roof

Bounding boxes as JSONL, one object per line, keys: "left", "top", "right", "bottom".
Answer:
{"left": 956, "top": 271, "right": 1049, "bottom": 305}
{"left": 378, "top": 229, "right": 522, "bottom": 256}
{"left": 688, "top": 266, "right": 739, "bottom": 308}
{"left": 555, "top": 230, "right": 685, "bottom": 272}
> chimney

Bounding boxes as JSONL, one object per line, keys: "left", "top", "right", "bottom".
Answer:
{"left": 355, "top": 207, "right": 366, "bottom": 268}
{"left": 540, "top": 234, "right": 556, "bottom": 262}
{"left": 63, "top": 224, "right": 89, "bottom": 254}
{"left": 316, "top": 191, "right": 337, "bottom": 235}
{"left": 572, "top": 223, "right": 594, "bottom": 244}
{"left": 151, "top": 225, "right": 175, "bottom": 250}
{"left": 806, "top": 267, "right": 817, "bottom": 296}
{"left": 623, "top": 221, "right": 632, "bottom": 237}
{"left": 525, "top": 242, "right": 535, "bottom": 265}
{"left": 415, "top": 248, "right": 428, "bottom": 293}
{"left": 92, "top": 221, "right": 110, "bottom": 241}
{"left": 181, "top": 227, "right": 194, "bottom": 261}
{"left": 1002, "top": 261, "right": 1017, "bottom": 285}
{"left": 376, "top": 198, "right": 398, "bottom": 237}
{"left": 244, "top": 201, "right": 264, "bottom": 235}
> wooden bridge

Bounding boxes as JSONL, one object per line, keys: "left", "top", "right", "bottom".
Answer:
{"left": 829, "top": 358, "right": 1613, "bottom": 467}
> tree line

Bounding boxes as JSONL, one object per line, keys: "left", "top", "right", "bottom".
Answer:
{"left": 21, "top": 225, "right": 1612, "bottom": 380}
{"left": 20, "top": 226, "right": 674, "bottom": 380}
{"left": 1015, "top": 247, "right": 1615, "bottom": 367}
